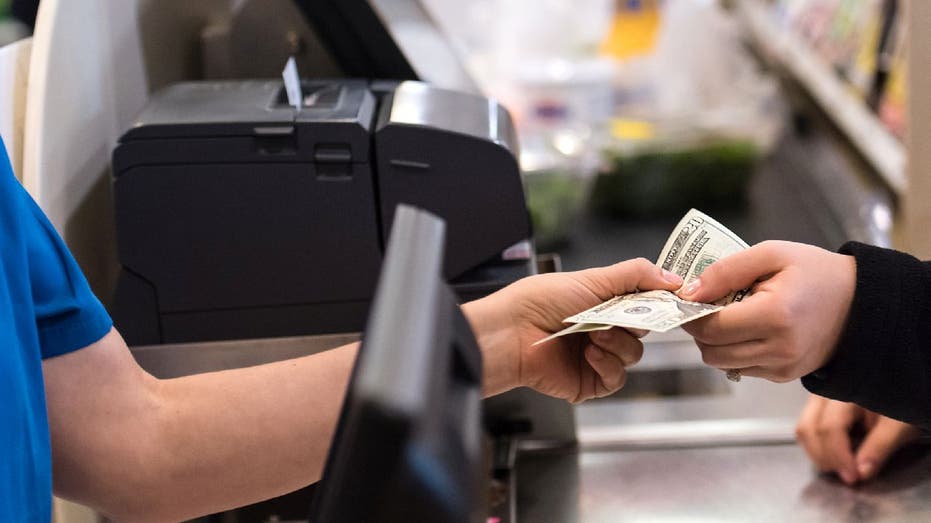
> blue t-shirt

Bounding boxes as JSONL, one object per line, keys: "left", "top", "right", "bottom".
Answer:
{"left": 0, "top": 140, "right": 112, "bottom": 520}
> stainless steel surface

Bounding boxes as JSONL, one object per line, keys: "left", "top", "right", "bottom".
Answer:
{"left": 130, "top": 333, "right": 359, "bottom": 378}
{"left": 517, "top": 443, "right": 931, "bottom": 523}
{"left": 388, "top": 80, "right": 518, "bottom": 154}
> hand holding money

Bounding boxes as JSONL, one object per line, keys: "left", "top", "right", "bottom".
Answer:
{"left": 677, "top": 240, "right": 857, "bottom": 383}
{"left": 535, "top": 209, "right": 751, "bottom": 346}
{"left": 463, "top": 258, "right": 684, "bottom": 402}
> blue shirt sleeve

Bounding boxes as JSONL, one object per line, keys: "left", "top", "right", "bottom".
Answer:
{"left": 20, "top": 181, "right": 113, "bottom": 359}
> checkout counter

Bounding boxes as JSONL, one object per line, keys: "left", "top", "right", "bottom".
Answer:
{"left": 127, "top": 110, "right": 931, "bottom": 521}
{"left": 109, "top": 0, "right": 930, "bottom": 521}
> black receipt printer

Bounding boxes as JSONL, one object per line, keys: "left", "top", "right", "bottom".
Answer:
{"left": 111, "top": 79, "right": 533, "bottom": 346}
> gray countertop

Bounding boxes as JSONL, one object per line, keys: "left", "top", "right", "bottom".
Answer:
{"left": 517, "top": 443, "right": 931, "bottom": 523}
{"left": 509, "top": 329, "right": 931, "bottom": 522}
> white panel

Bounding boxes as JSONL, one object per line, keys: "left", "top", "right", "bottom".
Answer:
{"left": 23, "top": 0, "right": 150, "bottom": 297}
{"left": 0, "top": 38, "right": 32, "bottom": 181}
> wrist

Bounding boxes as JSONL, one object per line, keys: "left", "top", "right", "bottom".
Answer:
{"left": 461, "top": 296, "right": 521, "bottom": 397}
{"left": 821, "top": 252, "right": 858, "bottom": 366}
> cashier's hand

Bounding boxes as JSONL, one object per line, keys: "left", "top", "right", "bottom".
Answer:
{"left": 796, "top": 394, "right": 921, "bottom": 485}
{"left": 462, "top": 258, "right": 683, "bottom": 403}
{"left": 677, "top": 241, "right": 856, "bottom": 382}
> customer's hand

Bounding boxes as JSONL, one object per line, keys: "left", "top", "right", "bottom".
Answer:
{"left": 796, "top": 394, "right": 922, "bottom": 485}
{"left": 677, "top": 240, "right": 856, "bottom": 382}
{"left": 463, "top": 258, "right": 683, "bottom": 402}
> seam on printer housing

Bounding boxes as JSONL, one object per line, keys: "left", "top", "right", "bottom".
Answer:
{"left": 159, "top": 298, "right": 375, "bottom": 315}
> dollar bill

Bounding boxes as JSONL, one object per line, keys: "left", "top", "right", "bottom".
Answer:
{"left": 532, "top": 322, "right": 613, "bottom": 347}
{"left": 657, "top": 208, "right": 750, "bottom": 305}
{"left": 535, "top": 209, "right": 749, "bottom": 345}
{"left": 565, "top": 290, "right": 722, "bottom": 332}
{"left": 532, "top": 290, "right": 722, "bottom": 346}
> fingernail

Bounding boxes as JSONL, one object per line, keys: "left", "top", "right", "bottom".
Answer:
{"left": 681, "top": 278, "right": 701, "bottom": 297}
{"left": 587, "top": 346, "right": 605, "bottom": 361}
{"left": 592, "top": 330, "right": 612, "bottom": 344}
{"left": 662, "top": 269, "right": 683, "bottom": 286}
{"left": 839, "top": 469, "right": 858, "bottom": 485}
{"left": 857, "top": 460, "right": 875, "bottom": 480}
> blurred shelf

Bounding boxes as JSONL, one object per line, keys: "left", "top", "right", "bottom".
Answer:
{"left": 736, "top": 0, "right": 907, "bottom": 196}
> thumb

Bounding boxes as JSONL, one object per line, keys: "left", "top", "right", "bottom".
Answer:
{"left": 576, "top": 258, "right": 684, "bottom": 301}
{"left": 677, "top": 241, "right": 788, "bottom": 303}
{"left": 855, "top": 418, "right": 919, "bottom": 481}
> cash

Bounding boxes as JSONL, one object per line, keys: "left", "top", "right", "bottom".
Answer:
{"left": 534, "top": 209, "right": 749, "bottom": 345}
{"left": 657, "top": 208, "right": 749, "bottom": 304}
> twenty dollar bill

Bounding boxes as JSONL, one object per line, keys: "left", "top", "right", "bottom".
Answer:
{"left": 535, "top": 209, "right": 749, "bottom": 345}
{"left": 657, "top": 208, "right": 749, "bottom": 304}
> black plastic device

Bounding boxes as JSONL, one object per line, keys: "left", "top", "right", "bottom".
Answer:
{"left": 308, "top": 205, "right": 485, "bottom": 523}
{"left": 111, "top": 79, "right": 531, "bottom": 345}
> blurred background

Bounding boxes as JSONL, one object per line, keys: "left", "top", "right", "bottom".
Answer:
{"left": 419, "top": 0, "right": 912, "bottom": 269}
{"left": 0, "top": 0, "right": 918, "bottom": 289}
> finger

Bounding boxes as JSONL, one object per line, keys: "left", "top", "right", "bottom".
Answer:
{"left": 855, "top": 418, "right": 922, "bottom": 481}
{"left": 590, "top": 328, "right": 644, "bottom": 367}
{"left": 677, "top": 241, "right": 792, "bottom": 303}
{"left": 681, "top": 294, "right": 778, "bottom": 345}
{"left": 694, "top": 339, "right": 770, "bottom": 370}
{"left": 575, "top": 258, "right": 684, "bottom": 302}
{"left": 573, "top": 344, "right": 597, "bottom": 404}
{"left": 795, "top": 396, "right": 829, "bottom": 471}
{"left": 584, "top": 344, "right": 626, "bottom": 396}
{"left": 817, "top": 401, "right": 860, "bottom": 485}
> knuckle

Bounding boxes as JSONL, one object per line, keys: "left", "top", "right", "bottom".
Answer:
{"left": 684, "top": 320, "right": 710, "bottom": 341}
{"left": 625, "top": 342, "right": 644, "bottom": 366}
{"left": 600, "top": 374, "right": 620, "bottom": 395}
{"left": 633, "top": 257, "right": 652, "bottom": 268}
{"left": 768, "top": 301, "right": 794, "bottom": 331}
{"left": 816, "top": 419, "right": 843, "bottom": 437}
{"left": 757, "top": 240, "right": 785, "bottom": 257}
{"left": 778, "top": 337, "right": 805, "bottom": 367}
{"left": 621, "top": 257, "right": 653, "bottom": 274}
{"left": 769, "top": 366, "right": 795, "bottom": 383}
{"left": 794, "top": 425, "right": 810, "bottom": 443}
{"left": 698, "top": 347, "right": 719, "bottom": 367}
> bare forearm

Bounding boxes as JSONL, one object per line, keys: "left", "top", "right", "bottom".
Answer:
{"left": 45, "top": 329, "right": 357, "bottom": 522}
{"left": 150, "top": 343, "right": 357, "bottom": 519}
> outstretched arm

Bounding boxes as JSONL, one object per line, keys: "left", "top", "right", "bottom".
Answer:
{"left": 45, "top": 258, "right": 682, "bottom": 520}
{"left": 679, "top": 240, "right": 931, "bottom": 428}
{"left": 465, "top": 257, "right": 684, "bottom": 401}
{"left": 44, "top": 328, "right": 357, "bottom": 522}
{"left": 678, "top": 240, "right": 856, "bottom": 382}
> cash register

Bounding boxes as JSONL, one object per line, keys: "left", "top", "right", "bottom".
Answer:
{"left": 115, "top": 3, "right": 575, "bottom": 521}
{"left": 110, "top": 78, "right": 532, "bottom": 345}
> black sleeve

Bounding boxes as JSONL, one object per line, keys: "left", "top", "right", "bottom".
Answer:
{"left": 801, "top": 242, "right": 931, "bottom": 429}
